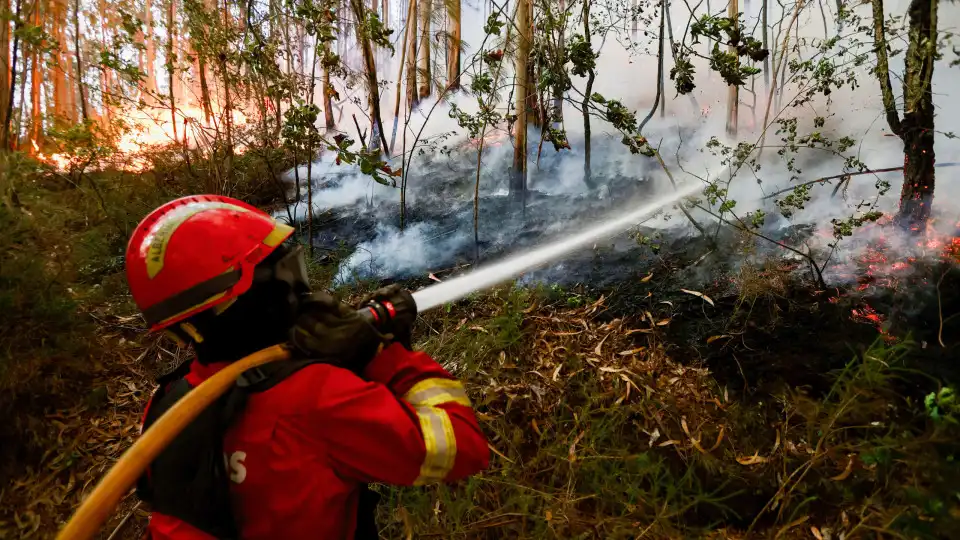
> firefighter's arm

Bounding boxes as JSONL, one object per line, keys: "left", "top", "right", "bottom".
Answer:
{"left": 309, "top": 343, "right": 489, "bottom": 486}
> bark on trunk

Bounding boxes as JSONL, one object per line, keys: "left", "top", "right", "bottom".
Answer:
{"left": 2, "top": 0, "right": 22, "bottom": 149}
{"left": 726, "top": 0, "right": 738, "bottom": 135}
{"left": 551, "top": 0, "right": 565, "bottom": 131}
{"left": 30, "top": 0, "right": 41, "bottom": 148}
{"left": 144, "top": 0, "right": 158, "bottom": 97}
{"left": 166, "top": 0, "right": 178, "bottom": 140}
{"left": 762, "top": 0, "right": 769, "bottom": 89}
{"left": 352, "top": 0, "right": 389, "bottom": 153}
{"left": 52, "top": 0, "right": 69, "bottom": 126}
{"left": 405, "top": 0, "right": 418, "bottom": 108}
{"left": 322, "top": 65, "right": 334, "bottom": 129}
{"left": 871, "top": 0, "right": 903, "bottom": 136}
{"left": 0, "top": 0, "right": 10, "bottom": 135}
{"left": 510, "top": 0, "right": 531, "bottom": 198}
{"left": 896, "top": 0, "right": 938, "bottom": 229}
{"left": 417, "top": 0, "right": 431, "bottom": 98}
{"left": 581, "top": 0, "right": 595, "bottom": 190}
{"left": 446, "top": 0, "right": 460, "bottom": 90}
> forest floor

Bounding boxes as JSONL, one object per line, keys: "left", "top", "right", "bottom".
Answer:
{"left": 3, "top": 163, "right": 960, "bottom": 539}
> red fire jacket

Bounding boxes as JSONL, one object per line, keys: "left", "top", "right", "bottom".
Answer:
{"left": 146, "top": 343, "right": 489, "bottom": 540}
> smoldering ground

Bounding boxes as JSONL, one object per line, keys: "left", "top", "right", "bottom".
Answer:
{"left": 279, "top": 0, "right": 960, "bottom": 297}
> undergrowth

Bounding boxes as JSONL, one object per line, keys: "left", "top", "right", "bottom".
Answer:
{"left": 373, "top": 287, "right": 960, "bottom": 539}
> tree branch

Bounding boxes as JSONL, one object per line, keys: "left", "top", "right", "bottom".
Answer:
{"left": 871, "top": 0, "right": 903, "bottom": 138}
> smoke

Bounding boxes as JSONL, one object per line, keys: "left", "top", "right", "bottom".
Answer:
{"left": 283, "top": 0, "right": 960, "bottom": 287}
{"left": 334, "top": 222, "right": 472, "bottom": 284}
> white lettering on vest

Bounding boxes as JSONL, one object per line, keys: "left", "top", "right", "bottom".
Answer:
{"left": 224, "top": 451, "right": 247, "bottom": 484}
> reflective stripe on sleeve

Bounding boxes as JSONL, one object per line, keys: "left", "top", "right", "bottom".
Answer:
{"left": 412, "top": 406, "right": 457, "bottom": 485}
{"left": 404, "top": 378, "right": 470, "bottom": 484}
{"left": 404, "top": 378, "right": 472, "bottom": 408}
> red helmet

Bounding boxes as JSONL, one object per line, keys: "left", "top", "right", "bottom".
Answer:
{"left": 126, "top": 195, "right": 294, "bottom": 332}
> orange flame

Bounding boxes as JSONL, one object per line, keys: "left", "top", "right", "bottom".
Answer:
{"left": 34, "top": 105, "right": 249, "bottom": 173}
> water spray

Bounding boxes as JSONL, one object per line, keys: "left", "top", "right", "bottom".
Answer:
{"left": 411, "top": 181, "right": 703, "bottom": 312}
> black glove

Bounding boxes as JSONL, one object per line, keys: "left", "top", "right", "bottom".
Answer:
{"left": 289, "top": 291, "right": 387, "bottom": 374}
{"left": 358, "top": 284, "right": 417, "bottom": 350}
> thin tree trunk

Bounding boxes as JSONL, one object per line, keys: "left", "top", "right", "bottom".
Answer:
{"left": 551, "top": 0, "right": 565, "bottom": 131}
{"left": 390, "top": 0, "right": 415, "bottom": 151}
{"left": 352, "top": 0, "right": 389, "bottom": 153}
{"left": 726, "top": 0, "right": 738, "bottom": 135}
{"left": 322, "top": 65, "right": 334, "bottom": 129}
{"left": 1, "top": 0, "right": 11, "bottom": 134}
{"left": 30, "top": 0, "right": 41, "bottom": 148}
{"left": 52, "top": 0, "right": 69, "bottom": 126}
{"left": 640, "top": 0, "right": 665, "bottom": 131}
{"left": 199, "top": 55, "right": 212, "bottom": 121}
{"left": 16, "top": 34, "right": 27, "bottom": 149}
{"left": 306, "top": 42, "right": 317, "bottom": 257}
{"left": 144, "top": 0, "right": 157, "bottom": 98}
{"left": 73, "top": 0, "right": 86, "bottom": 121}
{"left": 510, "top": 0, "right": 531, "bottom": 198}
{"left": 167, "top": 0, "right": 178, "bottom": 140}
{"left": 406, "top": 0, "right": 418, "bottom": 108}
{"left": 446, "top": 0, "right": 460, "bottom": 90}
{"left": 582, "top": 0, "right": 595, "bottom": 190}
{"left": 871, "top": 0, "right": 902, "bottom": 137}
{"left": 762, "top": 0, "right": 769, "bottom": 89}
{"left": 2, "top": 0, "right": 23, "bottom": 148}
{"left": 417, "top": 0, "right": 431, "bottom": 98}
{"left": 221, "top": 0, "right": 233, "bottom": 160}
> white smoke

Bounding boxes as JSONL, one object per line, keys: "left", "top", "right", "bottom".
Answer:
{"left": 280, "top": 0, "right": 960, "bottom": 285}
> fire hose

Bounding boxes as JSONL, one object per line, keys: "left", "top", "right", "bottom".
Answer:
{"left": 57, "top": 183, "right": 699, "bottom": 539}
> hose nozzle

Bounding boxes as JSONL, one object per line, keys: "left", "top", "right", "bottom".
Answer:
{"left": 356, "top": 291, "right": 416, "bottom": 333}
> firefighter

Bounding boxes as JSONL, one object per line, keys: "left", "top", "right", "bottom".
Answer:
{"left": 125, "top": 195, "right": 490, "bottom": 539}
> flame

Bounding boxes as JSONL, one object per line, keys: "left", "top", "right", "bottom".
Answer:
{"left": 836, "top": 213, "right": 960, "bottom": 335}
{"left": 35, "top": 105, "right": 249, "bottom": 173}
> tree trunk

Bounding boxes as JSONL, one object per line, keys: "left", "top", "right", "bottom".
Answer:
{"left": 322, "top": 64, "right": 335, "bottom": 129}
{"left": 220, "top": 0, "right": 233, "bottom": 159}
{"left": 72, "top": 0, "right": 86, "bottom": 122}
{"left": 405, "top": 0, "right": 418, "bottom": 108}
{"left": 762, "top": 0, "right": 769, "bottom": 89}
{"left": 446, "top": 0, "right": 460, "bottom": 90}
{"left": 871, "top": 0, "right": 902, "bottom": 137}
{"left": 551, "top": 0, "right": 565, "bottom": 131}
{"left": 29, "top": 0, "right": 41, "bottom": 148}
{"left": 390, "top": 0, "right": 415, "bottom": 150}
{"left": 2, "top": 0, "right": 22, "bottom": 149}
{"left": 63, "top": 2, "right": 76, "bottom": 124}
{"left": 726, "top": 0, "right": 738, "bottom": 135}
{"left": 896, "top": 0, "right": 938, "bottom": 230}
{"left": 144, "top": 0, "right": 157, "bottom": 97}
{"left": 1, "top": 0, "right": 11, "bottom": 134}
{"left": 581, "top": 0, "right": 595, "bottom": 190}
{"left": 510, "top": 0, "right": 531, "bottom": 198}
{"left": 166, "top": 0, "right": 178, "bottom": 140}
{"left": 417, "top": 0, "right": 431, "bottom": 98}
{"left": 199, "top": 54, "right": 212, "bottom": 122}
{"left": 352, "top": 0, "right": 389, "bottom": 153}
{"left": 640, "top": 0, "right": 665, "bottom": 131}
{"left": 51, "top": 0, "right": 69, "bottom": 126}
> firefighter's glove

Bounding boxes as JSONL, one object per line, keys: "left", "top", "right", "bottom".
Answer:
{"left": 289, "top": 291, "right": 386, "bottom": 374}
{"left": 358, "top": 284, "right": 417, "bottom": 350}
